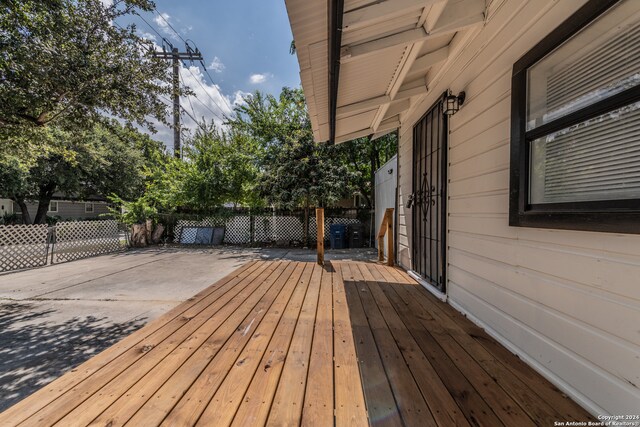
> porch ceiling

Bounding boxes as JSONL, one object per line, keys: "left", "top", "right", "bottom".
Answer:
{"left": 284, "top": 0, "right": 487, "bottom": 144}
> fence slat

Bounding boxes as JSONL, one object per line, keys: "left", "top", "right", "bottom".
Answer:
{"left": 52, "top": 220, "right": 123, "bottom": 264}
{"left": 0, "top": 224, "right": 50, "bottom": 272}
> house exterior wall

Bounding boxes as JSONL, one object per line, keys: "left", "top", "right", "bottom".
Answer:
{"left": 0, "top": 199, "right": 13, "bottom": 216}
{"left": 396, "top": 0, "right": 640, "bottom": 416}
{"left": 13, "top": 200, "right": 111, "bottom": 221}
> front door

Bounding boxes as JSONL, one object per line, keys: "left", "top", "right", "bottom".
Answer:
{"left": 411, "top": 98, "right": 447, "bottom": 292}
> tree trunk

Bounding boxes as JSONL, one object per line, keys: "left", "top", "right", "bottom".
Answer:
{"left": 15, "top": 198, "right": 31, "bottom": 225}
{"left": 33, "top": 184, "right": 56, "bottom": 224}
{"left": 33, "top": 199, "right": 51, "bottom": 224}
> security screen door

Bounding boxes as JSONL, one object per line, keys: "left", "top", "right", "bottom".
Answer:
{"left": 411, "top": 98, "right": 447, "bottom": 292}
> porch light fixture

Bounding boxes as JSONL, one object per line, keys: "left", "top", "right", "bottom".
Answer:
{"left": 444, "top": 91, "right": 466, "bottom": 116}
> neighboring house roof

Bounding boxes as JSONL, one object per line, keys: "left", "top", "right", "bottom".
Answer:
{"left": 50, "top": 192, "right": 109, "bottom": 202}
{"left": 284, "top": 0, "right": 487, "bottom": 144}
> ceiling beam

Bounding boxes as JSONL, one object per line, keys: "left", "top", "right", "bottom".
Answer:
{"left": 337, "top": 94, "right": 390, "bottom": 117}
{"left": 378, "top": 116, "right": 401, "bottom": 132}
{"left": 395, "top": 82, "right": 429, "bottom": 100}
{"left": 341, "top": 27, "right": 428, "bottom": 62}
{"left": 335, "top": 127, "right": 374, "bottom": 144}
{"left": 430, "top": 0, "right": 485, "bottom": 34}
{"left": 384, "top": 99, "right": 411, "bottom": 119}
{"left": 341, "top": 0, "right": 485, "bottom": 63}
{"left": 343, "top": 0, "right": 441, "bottom": 33}
{"left": 410, "top": 45, "right": 449, "bottom": 73}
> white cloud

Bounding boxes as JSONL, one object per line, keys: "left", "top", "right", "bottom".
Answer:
{"left": 139, "top": 31, "right": 157, "bottom": 42}
{"left": 100, "top": 0, "right": 114, "bottom": 7}
{"left": 153, "top": 12, "right": 180, "bottom": 41}
{"left": 152, "top": 12, "right": 192, "bottom": 42}
{"left": 249, "top": 73, "right": 272, "bottom": 84}
{"left": 233, "top": 91, "right": 252, "bottom": 107}
{"left": 177, "top": 66, "right": 234, "bottom": 132}
{"left": 208, "top": 57, "right": 225, "bottom": 73}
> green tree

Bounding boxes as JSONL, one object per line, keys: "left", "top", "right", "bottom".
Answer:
{"left": 230, "top": 87, "right": 353, "bottom": 243}
{"left": 0, "top": 123, "right": 160, "bottom": 223}
{"left": 231, "top": 88, "right": 352, "bottom": 208}
{"left": 0, "top": 0, "right": 171, "bottom": 159}
{"left": 337, "top": 132, "right": 398, "bottom": 208}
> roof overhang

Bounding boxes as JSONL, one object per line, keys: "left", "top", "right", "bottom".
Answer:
{"left": 284, "top": 0, "right": 487, "bottom": 143}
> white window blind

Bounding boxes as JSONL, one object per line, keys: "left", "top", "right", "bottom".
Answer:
{"left": 530, "top": 102, "right": 640, "bottom": 204}
{"left": 526, "top": 0, "right": 640, "bottom": 205}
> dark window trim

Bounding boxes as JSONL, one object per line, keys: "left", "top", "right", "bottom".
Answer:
{"left": 509, "top": 0, "right": 640, "bottom": 234}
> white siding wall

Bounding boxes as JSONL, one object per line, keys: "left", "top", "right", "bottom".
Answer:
{"left": 396, "top": 0, "right": 640, "bottom": 416}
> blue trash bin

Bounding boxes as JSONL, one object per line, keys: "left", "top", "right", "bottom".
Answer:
{"left": 329, "top": 224, "right": 348, "bottom": 249}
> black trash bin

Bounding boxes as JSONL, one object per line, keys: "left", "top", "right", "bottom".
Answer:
{"left": 348, "top": 223, "right": 365, "bottom": 248}
{"left": 329, "top": 224, "right": 348, "bottom": 249}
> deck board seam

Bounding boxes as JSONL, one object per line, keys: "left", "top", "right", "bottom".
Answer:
{"left": 68, "top": 261, "right": 287, "bottom": 427}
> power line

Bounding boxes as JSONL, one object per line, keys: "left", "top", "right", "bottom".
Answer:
{"left": 153, "top": 7, "right": 189, "bottom": 45}
{"left": 179, "top": 71, "right": 203, "bottom": 124}
{"left": 151, "top": 8, "right": 234, "bottom": 117}
{"left": 181, "top": 65, "right": 228, "bottom": 121}
{"left": 133, "top": 11, "right": 173, "bottom": 49}
{"left": 202, "top": 67, "right": 235, "bottom": 115}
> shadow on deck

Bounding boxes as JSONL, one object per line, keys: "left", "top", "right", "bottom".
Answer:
{"left": 0, "top": 260, "right": 591, "bottom": 426}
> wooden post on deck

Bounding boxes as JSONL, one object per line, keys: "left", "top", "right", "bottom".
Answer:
{"left": 377, "top": 208, "right": 394, "bottom": 266}
{"left": 386, "top": 209, "right": 394, "bottom": 266}
{"left": 316, "top": 208, "right": 324, "bottom": 265}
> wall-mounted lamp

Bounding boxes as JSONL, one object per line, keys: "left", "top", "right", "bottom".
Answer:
{"left": 444, "top": 91, "right": 466, "bottom": 116}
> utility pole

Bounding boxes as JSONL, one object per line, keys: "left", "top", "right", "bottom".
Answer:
{"left": 152, "top": 46, "right": 203, "bottom": 158}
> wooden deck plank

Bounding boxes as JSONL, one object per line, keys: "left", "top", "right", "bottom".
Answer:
{"left": 381, "top": 265, "right": 592, "bottom": 422}
{"left": 50, "top": 261, "right": 287, "bottom": 427}
{"left": 331, "top": 263, "right": 368, "bottom": 427}
{"left": 0, "top": 260, "right": 260, "bottom": 426}
{"left": 300, "top": 263, "right": 334, "bottom": 426}
{"left": 266, "top": 264, "right": 323, "bottom": 426}
{"left": 88, "top": 262, "right": 299, "bottom": 427}
{"left": 370, "top": 264, "right": 518, "bottom": 427}
{"left": 0, "top": 260, "right": 592, "bottom": 427}
{"left": 345, "top": 263, "right": 435, "bottom": 427}
{"left": 359, "top": 263, "right": 473, "bottom": 427}
{"left": 230, "top": 263, "right": 315, "bottom": 427}
{"left": 338, "top": 263, "right": 403, "bottom": 427}
{"left": 17, "top": 261, "right": 274, "bottom": 427}
{"left": 170, "top": 262, "right": 305, "bottom": 426}
{"left": 374, "top": 265, "right": 538, "bottom": 427}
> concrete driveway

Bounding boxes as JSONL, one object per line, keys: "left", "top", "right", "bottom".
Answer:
{"left": 0, "top": 246, "right": 262, "bottom": 412}
{"left": 0, "top": 245, "right": 376, "bottom": 411}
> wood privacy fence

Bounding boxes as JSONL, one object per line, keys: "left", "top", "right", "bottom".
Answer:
{"left": 0, "top": 220, "right": 127, "bottom": 273}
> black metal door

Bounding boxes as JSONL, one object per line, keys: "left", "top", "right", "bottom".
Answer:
{"left": 410, "top": 98, "right": 447, "bottom": 292}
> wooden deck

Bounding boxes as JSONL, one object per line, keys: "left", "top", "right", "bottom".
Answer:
{"left": 0, "top": 260, "right": 591, "bottom": 426}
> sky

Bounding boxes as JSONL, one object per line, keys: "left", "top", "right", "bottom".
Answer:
{"left": 114, "top": 0, "right": 301, "bottom": 149}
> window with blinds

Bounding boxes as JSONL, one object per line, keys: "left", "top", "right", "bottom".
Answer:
{"left": 526, "top": 0, "right": 640, "bottom": 205}
{"left": 509, "top": 0, "right": 640, "bottom": 233}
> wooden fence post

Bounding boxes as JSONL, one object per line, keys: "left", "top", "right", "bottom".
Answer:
{"left": 386, "top": 209, "right": 394, "bottom": 267}
{"left": 316, "top": 208, "right": 324, "bottom": 265}
{"left": 377, "top": 208, "right": 394, "bottom": 266}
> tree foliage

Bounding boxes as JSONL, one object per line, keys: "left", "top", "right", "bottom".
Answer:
{"left": 336, "top": 132, "right": 398, "bottom": 208}
{"left": 230, "top": 88, "right": 353, "bottom": 209}
{"left": 0, "top": 122, "right": 165, "bottom": 223}
{"left": 0, "top": 0, "right": 171, "bottom": 159}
